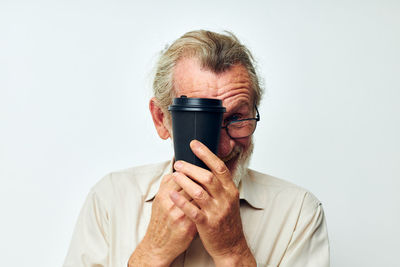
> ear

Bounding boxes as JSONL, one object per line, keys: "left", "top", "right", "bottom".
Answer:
{"left": 149, "top": 97, "right": 171, "bottom": 140}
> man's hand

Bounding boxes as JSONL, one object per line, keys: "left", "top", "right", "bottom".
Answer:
{"left": 128, "top": 174, "right": 197, "bottom": 267}
{"left": 169, "top": 140, "right": 256, "bottom": 267}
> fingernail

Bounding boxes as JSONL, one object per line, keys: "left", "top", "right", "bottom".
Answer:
{"left": 191, "top": 139, "right": 200, "bottom": 149}
{"left": 170, "top": 191, "right": 179, "bottom": 201}
{"left": 174, "top": 161, "right": 183, "bottom": 170}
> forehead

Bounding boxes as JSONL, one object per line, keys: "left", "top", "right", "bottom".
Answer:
{"left": 173, "top": 57, "right": 254, "bottom": 110}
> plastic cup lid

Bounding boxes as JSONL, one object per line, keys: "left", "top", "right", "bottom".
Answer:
{"left": 168, "top": 95, "right": 226, "bottom": 112}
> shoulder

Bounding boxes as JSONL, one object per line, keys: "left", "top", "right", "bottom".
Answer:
{"left": 89, "top": 161, "right": 171, "bottom": 203}
{"left": 244, "top": 169, "right": 322, "bottom": 210}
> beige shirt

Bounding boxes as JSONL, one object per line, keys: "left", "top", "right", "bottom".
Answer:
{"left": 64, "top": 161, "right": 330, "bottom": 267}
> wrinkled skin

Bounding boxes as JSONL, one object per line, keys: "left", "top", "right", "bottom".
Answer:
{"left": 129, "top": 58, "right": 256, "bottom": 266}
{"left": 170, "top": 140, "right": 255, "bottom": 265}
{"left": 129, "top": 174, "right": 197, "bottom": 266}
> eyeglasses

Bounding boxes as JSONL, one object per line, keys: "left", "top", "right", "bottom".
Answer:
{"left": 221, "top": 106, "right": 260, "bottom": 139}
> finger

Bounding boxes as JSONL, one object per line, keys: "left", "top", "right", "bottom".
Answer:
{"left": 189, "top": 140, "right": 231, "bottom": 185}
{"left": 173, "top": 172, "right": 211, "bottom": 208}
{"left": 161, "top": 173, "right": 174, "bottom": 184}
{"left": 163, "top": 174, "right": 182, "bottom": 191}
{"left": 178, "top": 188, "right": 192, "bottom": 201}
{"left": 167, "top": 193, "right": 187, "bottom": 219}
{"left": 178, "top": 189, "right": 200, "bottom": 208}
{"left": 157, "top": 174, "right": 182, "bottom": 202}
{"left": 174, "top": 161, "right": 222, "bottom": 197}
{"left": 170, "top": 191, "right": 206, "bottom": 224}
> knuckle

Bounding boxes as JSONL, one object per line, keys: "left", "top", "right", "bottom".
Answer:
{"left": 215, "top": 161, "right": 228, "bottom": 174}
{"left": 193, "top": 189, "right": 205, "bottom": 200}
{"left": 193, "top": 211, "right": 205, "bottom": 223}
{"left": 203, "top": 173, "right": 214, "bottom": 184}
{"left": 172, "top": 209, "right": 185, "bottom": 222}
{"left": 177, "top": 211, "right": 186, "bottom": 220}
{"left": 191, "top": 209, "right": 200, "bottom": 220}
{"left": 178, "top": 197, "right": 187, "bottom": 208}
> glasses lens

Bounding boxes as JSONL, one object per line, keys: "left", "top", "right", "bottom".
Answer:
{"left": 227, "top": 120, "right": 257, "bottom": 138}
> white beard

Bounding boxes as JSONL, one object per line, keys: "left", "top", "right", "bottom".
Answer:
{"left": 223, "top": 140, "right": 254, "bottom": 188}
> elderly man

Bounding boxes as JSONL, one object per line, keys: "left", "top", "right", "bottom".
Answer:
{"left": 64, "top": 30, "right": 330, "bottom": 267}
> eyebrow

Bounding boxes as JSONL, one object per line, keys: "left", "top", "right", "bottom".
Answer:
{"left": 226, "top": 101, "right": 251, "bottom": 114}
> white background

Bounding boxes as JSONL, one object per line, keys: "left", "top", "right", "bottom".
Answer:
{"left": 1, "top": 0, "right": 399, "bottom": 266}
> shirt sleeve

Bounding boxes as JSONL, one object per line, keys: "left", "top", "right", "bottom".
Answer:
{"left": 63, "top": 189, "right": 110, "bottom": 267}
{"left": 279, "top": 192, "right": 330, "bottom": 267}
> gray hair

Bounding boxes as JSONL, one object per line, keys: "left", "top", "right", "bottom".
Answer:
{"left": 152, "top": 30, "right": 263, "bottom": 112}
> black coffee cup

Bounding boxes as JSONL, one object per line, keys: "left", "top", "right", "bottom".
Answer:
{"left": 168, "top": 96, "right": 226, "bottom": 170}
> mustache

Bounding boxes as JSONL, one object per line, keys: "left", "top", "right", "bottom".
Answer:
{"left": 220, "top": 145, "right": 242, "bottom": 163}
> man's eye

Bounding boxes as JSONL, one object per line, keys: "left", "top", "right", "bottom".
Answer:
{"left": 225, "top": 114, "right": 242, "bottom": 123}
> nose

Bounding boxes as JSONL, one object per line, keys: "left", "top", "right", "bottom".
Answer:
{"left": 217, "top": 128, "right": 235, "bottom": 158}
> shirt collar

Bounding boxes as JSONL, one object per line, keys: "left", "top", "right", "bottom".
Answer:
{"left": 145, "top": 160, "right": 174, "bottom": 202}
{"left": 238, "top": 169, "right": 264, "bottom": 210}
{"left": 145, "top": 160, "right": 264, "bottom": 210}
